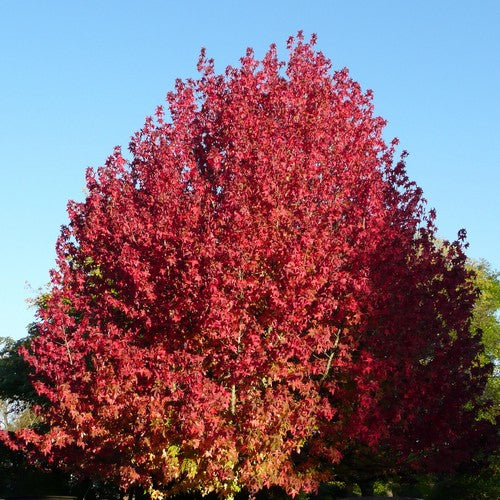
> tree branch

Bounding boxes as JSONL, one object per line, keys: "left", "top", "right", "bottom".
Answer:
{"left": 321, "top": 329, "right": 341, "bottom": 382}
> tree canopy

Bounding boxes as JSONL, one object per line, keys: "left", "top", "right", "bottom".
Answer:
{"left": 469, "top": 260, "right": 500, "bottom": 425}
{"left": 1, "top": 33, "right": 493, "bottom": 499}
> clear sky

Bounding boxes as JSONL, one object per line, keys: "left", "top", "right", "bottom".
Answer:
{"left": 1, "top": 0, "right": 499, "bottom": 340}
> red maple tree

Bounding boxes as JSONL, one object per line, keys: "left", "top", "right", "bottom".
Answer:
{"left": 4, "top": 33, "right": 490, "bottom": 497}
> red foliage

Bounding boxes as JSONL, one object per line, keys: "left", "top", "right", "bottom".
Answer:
{"left": 4, "top": 33, "right": 490, "bottom": 497}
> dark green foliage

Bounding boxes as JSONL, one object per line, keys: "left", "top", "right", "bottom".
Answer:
{"left": 0, "top": 438, "right": 122, "bottom": 498}
{"left": 0, "top": 327, "right": 40, "bottom": 408}
{"left": 0, "top": 440, "right": 75, "bottom": 496}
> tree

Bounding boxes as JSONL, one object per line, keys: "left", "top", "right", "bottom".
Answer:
{"left": 1, "top": 33, "right": 492, "bottom": 498}
{"left": 0, "top": 335, "right": 38, "bottom": 432}
{"left": 469, "top": 259, "right": 500, "bottom": 423}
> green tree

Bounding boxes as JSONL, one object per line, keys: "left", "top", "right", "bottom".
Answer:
{"left": 0, "top": 333, "right": 39, "bottom": 431}
{"left": 469, "top": 259, "right": 500, "bottom": 423}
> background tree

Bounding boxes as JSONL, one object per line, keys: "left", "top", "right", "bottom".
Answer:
{"left": 0, "top": 331, "right": 40, "bottom": 426}
{"left": 470, "top": 259, "right": 500, "bottom": 423}
{"left": 1, "top": 33, "right": 493, "bottom": 498}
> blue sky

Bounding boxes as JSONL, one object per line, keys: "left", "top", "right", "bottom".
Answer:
{"left": 1, "top": 0, "right": 499, "bottom": 340}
